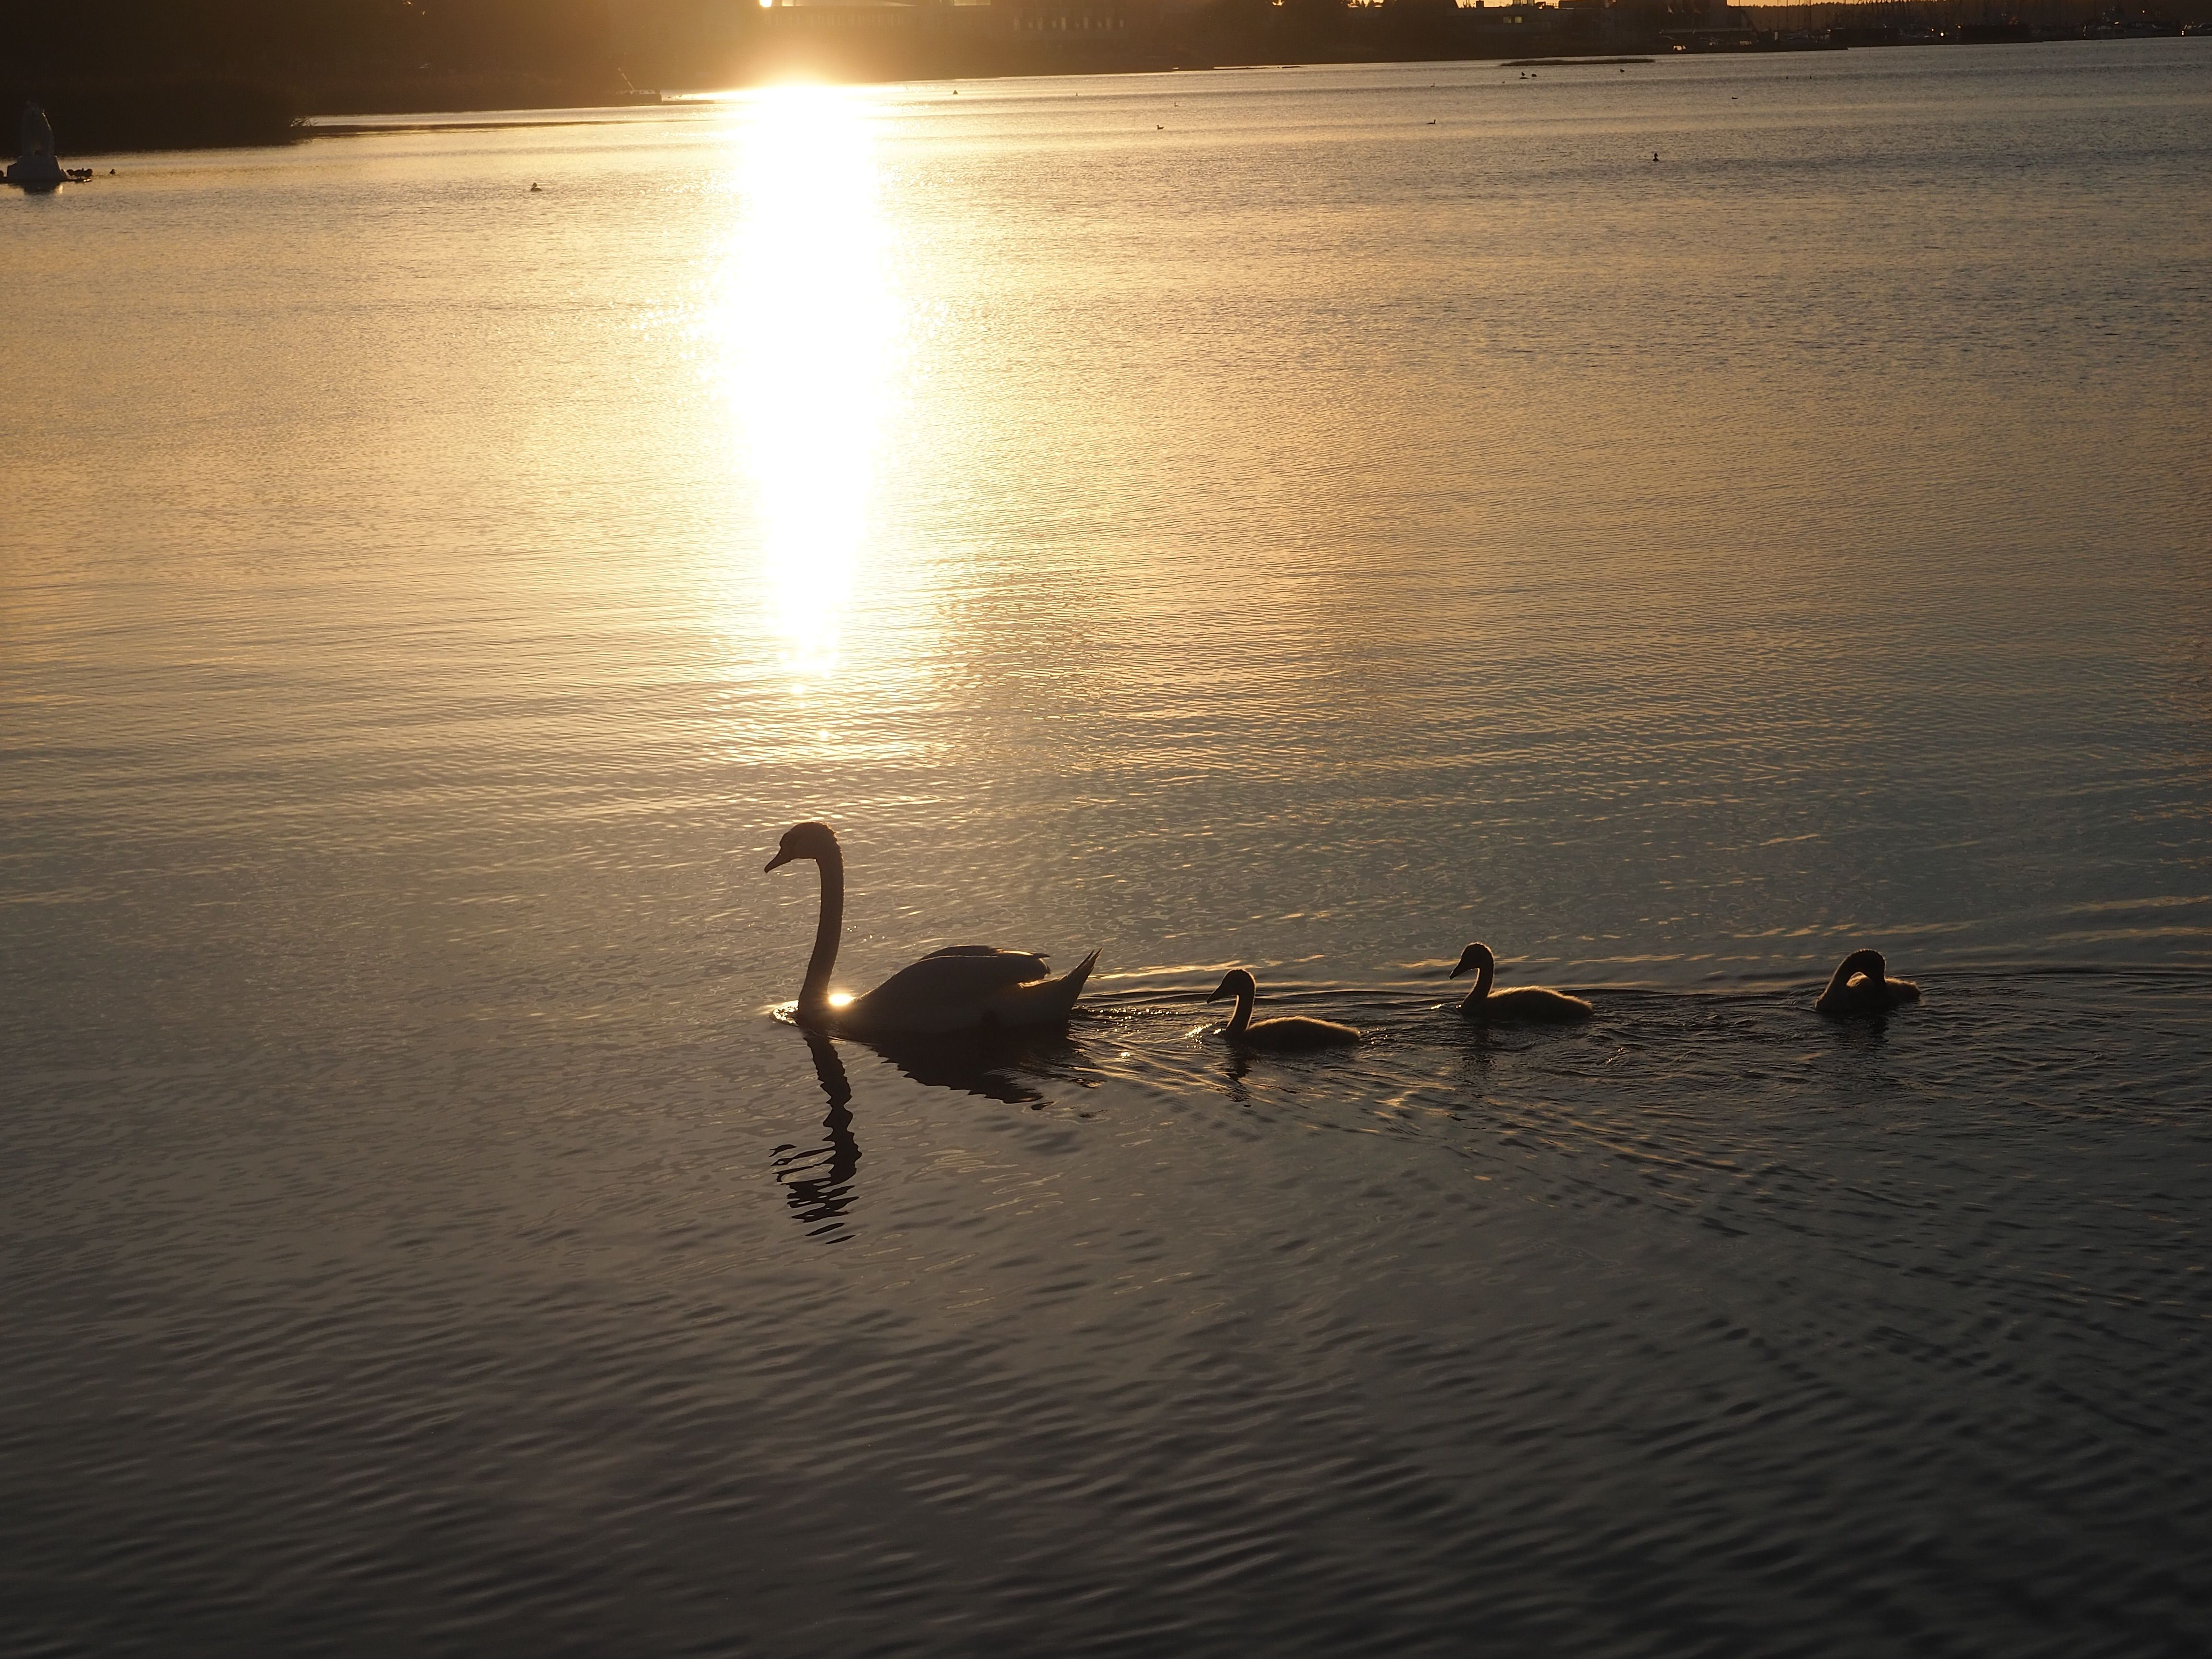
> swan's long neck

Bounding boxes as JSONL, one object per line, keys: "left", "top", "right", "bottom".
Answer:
{"left": 798, "top": 843, "right": 844, "bottom": 1020}
{"left": 1225, "top": 978, "right": 1255, "bottom": 1037}
{"left": 1816, "top": 951, "right": 1886, "bottom": 1013}
{"left": 1458, "top": 955, "right": 1494, "bottom": 1013}
{"left": 1818, "top": 958, "right": 1858, "bottom": 1004}
{"left": 1818, "top": 952, "right": 1877, "bottom": 1008}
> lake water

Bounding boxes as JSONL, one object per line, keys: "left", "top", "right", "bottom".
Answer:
{"left": 6, "top": 42, "right": 2211, "bottom": 1655}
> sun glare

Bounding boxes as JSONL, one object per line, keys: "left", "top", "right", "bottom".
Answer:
{"left": 713, "top": 86, "right": 900, "bottom": 693}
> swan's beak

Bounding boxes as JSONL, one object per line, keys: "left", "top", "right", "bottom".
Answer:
{"left": 764, "top": 848, "right": 793, "bottom": 872}
{"left": 1450, "top": 948, "right": 1479, "bottom": 979}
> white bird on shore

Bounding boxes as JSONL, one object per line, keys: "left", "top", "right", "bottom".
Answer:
{"left": 765, "top": 821, "right": 1096, "bottom": 1036}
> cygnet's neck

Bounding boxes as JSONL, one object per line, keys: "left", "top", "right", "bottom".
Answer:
{"left": 1458, "top": 952, "right": 1495, "bottom": 1011}
{"left": 1821, "top": 952, "right": 1875, "bottom": 1003}
{"left": 1223, "top": 976, "right": 1255, "bottom": 1036}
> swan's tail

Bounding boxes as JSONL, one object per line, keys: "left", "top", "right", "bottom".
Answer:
{"left": 1058, "top": 949, "right": 1101, "bottom": 1013}
{"left": 987, "top": 948, "right": 1100, "bottom": 1029}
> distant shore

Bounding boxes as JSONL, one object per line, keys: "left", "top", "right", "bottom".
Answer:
{"left": 2, "top": 78, "right": 299, "bottom": 156}
{"left": 3, "top": 71, "right": 656, "bottom": 160}
{"left": 12, "top": 23, "right": 2208, "bottom": 161}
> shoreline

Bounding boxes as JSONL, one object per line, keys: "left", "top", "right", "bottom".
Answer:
{"left": 14, "top": 33, "right": 2208, "bottom": 161}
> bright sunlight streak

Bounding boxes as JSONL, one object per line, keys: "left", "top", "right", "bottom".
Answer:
{"left": 712, "top": 87, "right": 900, "bottom": 694}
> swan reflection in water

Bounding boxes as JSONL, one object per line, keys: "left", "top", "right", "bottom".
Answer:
{"left": 772, "top": 1022, "right": 1095, "bottom": 1232}
{"left": 866, "top": 1029, "right": 1087, "bottom": 1105}
{"left": 772, "top": 1031, "right": 863, "bottom": 1236}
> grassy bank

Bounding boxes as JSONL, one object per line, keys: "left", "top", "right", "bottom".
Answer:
{"left": 4, "top": 71, "right": 640, "bottom": 158}
{"left": 4, "top": 78, "right": 298, "bottom": 156}
{"left": 285, "top": 71, "right": 626, "bottom": 121}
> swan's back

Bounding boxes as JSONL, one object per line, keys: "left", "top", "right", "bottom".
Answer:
{"left": 854, "top": 948, "right": 1094, "bottom": 1035}
{"left": 1833, "top": 974, "right": 1919, "bottom": 1015}
{"left": 925, "top": 943, "right": 1052, "bottom": 976}
{"left": 869, "top": 947, "right": 1050, "bottom": 1005}
{"left": 1241, "top": 1014, "right": 1361, "bottom": 1051}
{"left": 1479, "top": 986, "right": 1595, "bottom": 1023}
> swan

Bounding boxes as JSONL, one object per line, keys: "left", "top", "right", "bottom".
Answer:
{"left": 765, "top": 821, "right": 1097, "bottom": 1036}
{"left": 1451, "top": 942, "right": 1594, "bottom": 1023}
{"left": 1815, "top": 948, "right": 1920, "bottom": 1017}
{"left": 1206, "top": 969, "right": 1360, "bottom": 1050}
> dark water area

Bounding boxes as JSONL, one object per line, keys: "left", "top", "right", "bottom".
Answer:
{"left": 5, "top": 45, "right": 2211, "bottom": 1655}
{"left": 8, "top": 971, "right": 2209, "bottom": 1654}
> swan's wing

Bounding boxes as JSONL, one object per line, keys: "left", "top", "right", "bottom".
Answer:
{"left": 854, "top": 950, "right": 1056, "bottom": 1034}
{"left": 922, "top": 944, "right": 1051, "bottom": 977}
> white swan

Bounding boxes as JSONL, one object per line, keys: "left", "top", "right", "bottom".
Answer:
{"left": 1815, "top": 948, "right": 1920, "bottom": 1017}
{"left": 1207, "top": 968, "right": 1360, "bottom": 1050}
{"left": 765, "top": 821, "right": 1097, "bottom": 1035}
{"left": 1451, "top": 942, "right": 1594, "bottom": 1023}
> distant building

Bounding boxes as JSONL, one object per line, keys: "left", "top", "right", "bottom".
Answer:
{"left": 745, "top": 0, "right": 1141, "bottom": 41}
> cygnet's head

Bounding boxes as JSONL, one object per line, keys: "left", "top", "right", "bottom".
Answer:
{"left": 765, "top": 820, "right": 837, "bottom": 872}
{"left": 1207, "top": 969, "right": 1255, "bottom": 1003}
{"left": 1450, "top": 942, "right": 1495, "bottom": 980}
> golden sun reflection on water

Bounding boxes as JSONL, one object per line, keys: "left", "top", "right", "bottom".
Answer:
{"left": 714, "top": 87, "right": 901, "bottom": 697}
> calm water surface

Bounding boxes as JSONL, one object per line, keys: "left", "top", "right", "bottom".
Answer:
{"left": 6, "top": 43, "right": 2212, "bottom": 1655}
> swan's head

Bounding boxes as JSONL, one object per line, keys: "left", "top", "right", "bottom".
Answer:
{"left": 765, "top": 820, "right": 838, "bottom": 873}
{"left": 1207, "top": 968, "right": 1255, "bottom": 1003}
{"left": 1450, "top": 942, "right": 1494, "bottom": 980}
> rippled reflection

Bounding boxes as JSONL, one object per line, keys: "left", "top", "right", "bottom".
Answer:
{"left": 716, "top": 88, "right": 900, "bottom": 693}
{"left": 860, "top": 1027, "right": 1076, "bottom": 1106}
{"left": 770, "top": 1023, "right": 1091, "bottom": 1240}
{"left": 772, "top": 1031, "right": 863, "bottom": 1237}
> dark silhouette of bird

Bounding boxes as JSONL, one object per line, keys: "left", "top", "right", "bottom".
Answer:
{"left": 1451, "top": 943, "right": 1594, "bottom": 1025}
{"left": 1207, "top": 969, "right": 1360, "bottom": 1051}
{"left": 1815, "top": 950, "right": 1921, "bottom": 1017}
